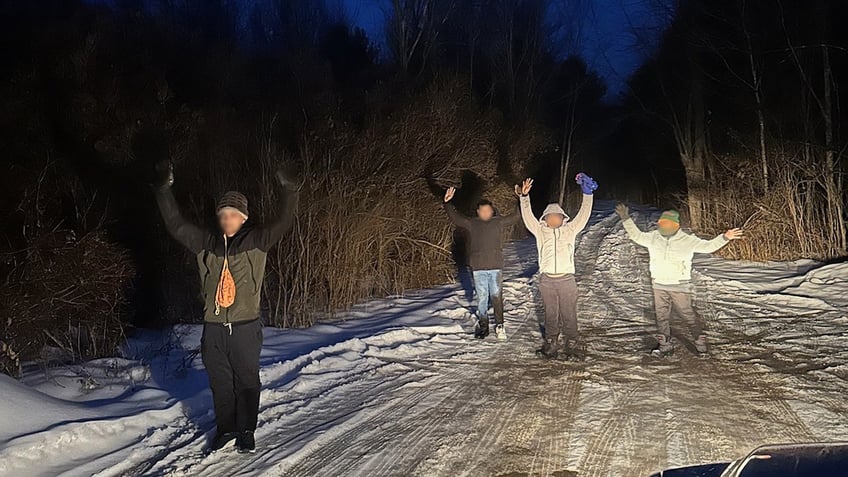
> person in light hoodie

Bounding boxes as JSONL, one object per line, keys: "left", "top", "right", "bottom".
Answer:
{"left": 616, "top": 204, "right": 743, "bottom": 356}
{"left": 517, "top": 173, "right": 597, "bottom": 359}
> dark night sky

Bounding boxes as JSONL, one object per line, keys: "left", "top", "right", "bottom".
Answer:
{"left": 94, "top": 0, "right": 671, "bottom": 99}
{"left": 342, "top": 0, "right": 672, "bottom": 99}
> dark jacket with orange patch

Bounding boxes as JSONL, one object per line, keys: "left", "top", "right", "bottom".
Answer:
{"left": 156, "top": 187, "right": 296, "bottom": 324}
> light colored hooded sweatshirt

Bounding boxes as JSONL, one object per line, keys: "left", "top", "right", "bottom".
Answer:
{"left": 622, "top": 218, "right": 729, "bottom": 286}
{"left": 520, "top": 194, "right": 593, "bottom": 275}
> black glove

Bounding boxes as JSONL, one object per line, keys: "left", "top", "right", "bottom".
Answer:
{"left": 153, "top": 160, "right": 174, "bottom": 189}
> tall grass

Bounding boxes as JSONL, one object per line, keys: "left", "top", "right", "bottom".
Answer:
{"left": 695, "top": 150, "right": 846, "bottom": 262}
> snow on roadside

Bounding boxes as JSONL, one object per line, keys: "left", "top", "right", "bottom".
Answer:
{"left": 0, "top": 279, "right": 479, "bottom": 476}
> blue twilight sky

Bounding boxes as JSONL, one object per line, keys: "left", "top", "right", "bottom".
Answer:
{"left": 341, "top": 0, "right": 673, "bottom": 99}
{"left": 92, "top": 0, "right": 671, "bottom": 99}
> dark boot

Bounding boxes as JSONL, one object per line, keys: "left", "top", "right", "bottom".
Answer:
{"left": 211, "top": 432, "right": 238, "bottom": 452}
{"left": 236, "top": 431, "right": 256, "bottom": 454}
{"left": 541, "top": 337, "right": 558, "bottom": 359}
{"left": 562, "top": 339, "right": 586, "bottom": 361}
{"left": 475, "top": 317, "right": 490, "bottom": 339}
{"left": 652, "top": 334, "right": 674, "bottom": 357}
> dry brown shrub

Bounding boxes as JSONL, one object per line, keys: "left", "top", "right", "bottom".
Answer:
{"left": 0, "top": 165, "right": 134, "bottom": 376}
{"left": 0, "top": 230, "right": 133, "bottom": 376}
{"left": 695, "top": 153, "right": 845, "bottom": 262}
{"left": 255, "top": 81, "right": 549, "bottom": 327}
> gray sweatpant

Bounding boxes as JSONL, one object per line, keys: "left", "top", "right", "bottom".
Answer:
{"left": 539, "top": 274, "right": 579, "bottom": 340}
{"left": 653, "top": 288, "right": 705, "bottom": 341}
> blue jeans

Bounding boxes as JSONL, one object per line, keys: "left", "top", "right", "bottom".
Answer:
{"left": 473, "top": 269, "right": 503, "bottom": 324}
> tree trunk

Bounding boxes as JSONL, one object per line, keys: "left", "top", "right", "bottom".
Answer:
{"left": 822, "top": 45, "right": 846, "bottom": 251}
{"left": 683, "top": 155, "right": 707, "bottom": 230}
{"left": 558, "top": 85, "right": 579, "bottom": 204}
{"left": 742, "top": 0, "right": 768, "bottom": 192}
{"left": 683, "top": 65, "right": 708, "bottom": 231}
{"left": 748, "top": 51, "right": 768, "bottom": 192}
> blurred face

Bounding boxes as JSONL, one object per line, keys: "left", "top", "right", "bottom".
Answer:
{"left": 477, "top": 204, "right": 494, "bottom": 221}
{"left": 657, "top": 219, "right": 680, "bottom": 237}
{"left": 544, "top": 214, "right": 565, "bottom": 229}
{"left": 658, "top": 226, "right": 679, "bottom": 238}
{"left": 218, "top": 208, "right": 246, "bottom": 237}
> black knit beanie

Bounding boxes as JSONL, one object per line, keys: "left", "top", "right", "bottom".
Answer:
{"left": 216, "top": 191, "right": 249, "bottom": 219}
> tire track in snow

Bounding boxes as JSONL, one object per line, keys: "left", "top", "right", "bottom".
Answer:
{"left": 171, "top": 370, "right": 429, "bottom": 476}
{"left": 405, "top": 306, "right": 540, "bottom": 477}
{"left": 454, "top": 397, "right": 522, "bottom": 477}
{"left": 577, "top": 382, "right": 646, "bottom": 477}
{"left": 519, "top": 366, "right": 585, "bottom": 477}
{"left": 366, "top": 374, "right": 480, "bottom": 477}
{"left": 277, "top": 366, "right": 468, "bottom": 477}
{"left": 276, "top": 315, "right": 514, "bottom": 477}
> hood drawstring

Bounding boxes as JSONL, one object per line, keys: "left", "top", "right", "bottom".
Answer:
{"left": 224, "top": 322, "right": 233, "bottom": 335}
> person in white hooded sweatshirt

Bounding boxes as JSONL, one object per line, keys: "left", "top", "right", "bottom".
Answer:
{"left": 517, "top": 173, "right": 598, "bottom": 359}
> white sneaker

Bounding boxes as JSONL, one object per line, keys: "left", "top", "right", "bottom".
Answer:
{"left": 495, "top": 324, "right": 507, "bottom": 341}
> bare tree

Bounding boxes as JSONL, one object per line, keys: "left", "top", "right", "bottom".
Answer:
{"left": 387, "top": 0, "right": 455, "bottom": 77}
{"left": 778, "top": 0, "right": 846, "bottom": 251}
{"left": 484, "top": 0, "right": 552, "bottom": 117}
{"left": 696, "top": 0, "right": 769, "bottom": 192}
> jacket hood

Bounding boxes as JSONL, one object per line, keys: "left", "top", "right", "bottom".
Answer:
{"left": 540, "top": 203, "right": 569, "bottom": 222}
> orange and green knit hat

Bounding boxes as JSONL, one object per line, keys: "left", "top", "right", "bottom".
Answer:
{"left": 657, "top": 210, "right": 680, "bottom": 234}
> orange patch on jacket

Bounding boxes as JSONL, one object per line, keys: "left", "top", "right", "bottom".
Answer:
{"left": 215, "top": 259, "right": 236, "bottom": 313}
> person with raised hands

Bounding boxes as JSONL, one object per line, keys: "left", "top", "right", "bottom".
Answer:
{"left": 517, "top": 173, "right": 598, "bottom": 359}
{"left": 442, "top": 186, "right": 520, "bottom": 340}
{"left": 154, "top": 161, "right": 297, "bottom": 454}
{"left": 616, "top": 203, "right": 743, "bottom": 357}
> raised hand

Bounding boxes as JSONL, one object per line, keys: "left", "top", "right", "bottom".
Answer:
{"left": 724, "top": 228, "right": 744, "bottom": 240}
{"left": 154, "top": 160, "right": 174, "bottom": 188}
{"left": 444, "top": 186, "right": 456, "bottom": 203}
{"left": 517, "top": 178, "right": 534, "bottom": 196}
{"left": 575, "top": 172, "right": 598, "bottom": 195}
{"left": 615, "top": 203, "right": 629, "bottom": 220}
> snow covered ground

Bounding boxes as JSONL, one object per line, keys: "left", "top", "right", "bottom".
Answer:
{"left": 2, "top": 201, "right": 848, "bottom": 477}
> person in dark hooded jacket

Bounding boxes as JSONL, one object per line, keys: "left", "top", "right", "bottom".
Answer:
{"left": 154, "top": 162, "right": 296, "bottom": 453}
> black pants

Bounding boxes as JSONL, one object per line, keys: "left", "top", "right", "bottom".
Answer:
{"left": 539, "top": 274, "right": 579, "bottom": 340}
{"left": 201, "top": 319, "right": 263, "bottom": 435}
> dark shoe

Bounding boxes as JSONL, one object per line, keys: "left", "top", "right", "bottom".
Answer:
{"left": 562, "top": 339, "right": 586, "bottom": 361}
{"left": 211, "top": 432, "right": 238, "bottom": 451}
{"left": 651, "top": 334, "right": 674, "bottom": 357}
{"left": 474, "top": 318, "right": 490, "bottom": 339}
{"left": 541, "top": 338, "right": 558, "bottom": 359}
{"left": 236, "top": 431, "right": 256, "bottom": 454}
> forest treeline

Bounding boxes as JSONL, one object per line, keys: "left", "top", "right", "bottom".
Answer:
{"left": 0, "top": 0, "right": 846, "bottom": 375}
{"left": 626, "top": 0, "right": 848, "bottom": 261}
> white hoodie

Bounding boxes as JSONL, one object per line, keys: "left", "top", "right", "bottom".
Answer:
{"left": 520, "top": 194, "right": 593, "bottom": 275}
{"left": 622, "top": 218, "right": 729, "bottom": 285}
